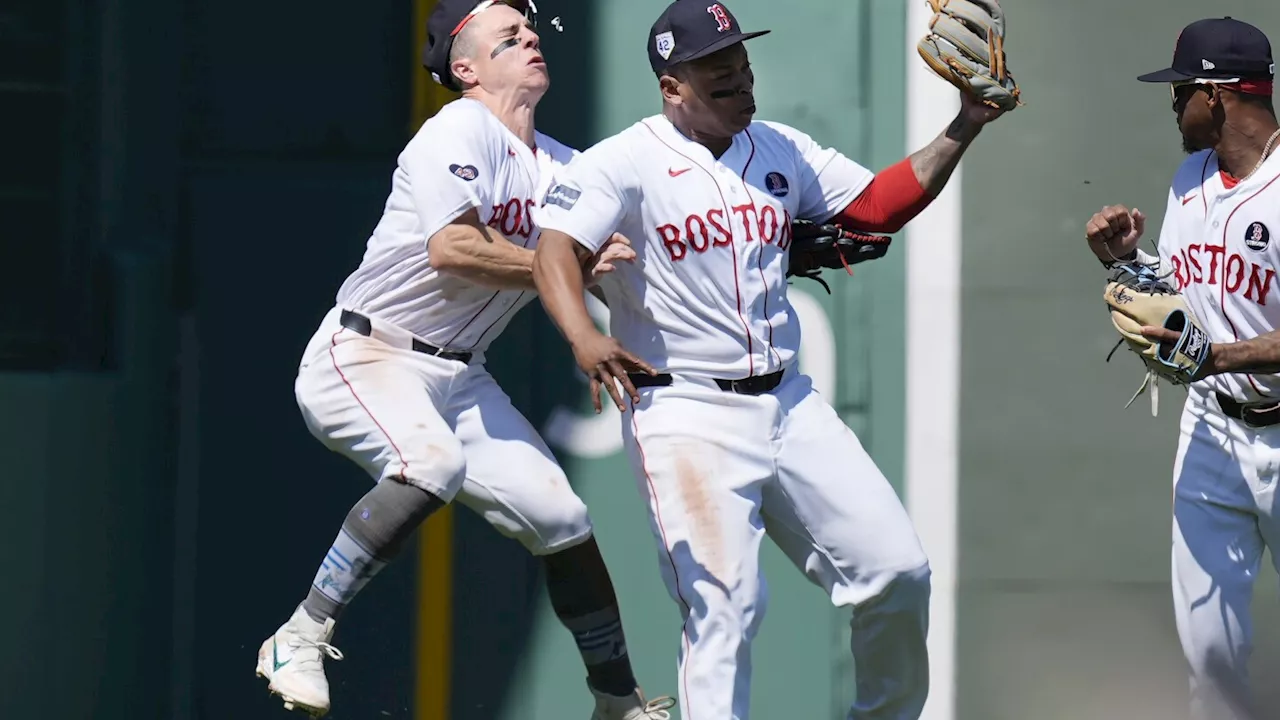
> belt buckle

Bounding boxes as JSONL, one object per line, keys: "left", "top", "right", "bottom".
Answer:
{"left": 432, "top": 345, "right": 470, "bottom": 362}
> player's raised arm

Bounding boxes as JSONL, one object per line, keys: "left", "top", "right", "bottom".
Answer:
{"left": 903, "top": 94, "right": 1001, "bottom": 197}
{"left": 780, "top": 0, "right": 1019, "bottom": 237}
{"left": 771, "top": 91, "right": 1003, "bottom": 244}
{"left": 821, "top": 92, "right": 1002, "bottom": 235}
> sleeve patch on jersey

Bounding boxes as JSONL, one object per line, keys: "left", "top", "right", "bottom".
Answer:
{"left": 449, "top": 164, "right": 480, "bottom": 181}
{"left": 543, "top": 183, "right": 581, "bottom": 210}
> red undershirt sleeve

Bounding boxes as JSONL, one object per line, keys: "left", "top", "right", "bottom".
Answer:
{"left": 830, "top": 157, "right": 933, "bottom": 234}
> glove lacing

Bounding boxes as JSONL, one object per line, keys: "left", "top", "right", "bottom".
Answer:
{"left": 1102, "top": 337, "right": 1160, "bottom": 417}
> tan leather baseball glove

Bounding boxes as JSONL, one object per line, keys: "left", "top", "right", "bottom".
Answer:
{"left": 1104, "top": 263, "right": 1212, "bottom": 416}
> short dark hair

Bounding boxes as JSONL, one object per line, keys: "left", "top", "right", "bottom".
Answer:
{"left": 656, "top": 57, "right": 698, "bottom": 81}
{"left": 446, "top": 21, "right": 480, "bottom": 88}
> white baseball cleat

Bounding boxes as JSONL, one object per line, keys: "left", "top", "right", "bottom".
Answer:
{"left": 588, "top": 681, "right": 676, "bottom": 720}
{"left": 255, "top": 605, "right": 345, "bottom": 717}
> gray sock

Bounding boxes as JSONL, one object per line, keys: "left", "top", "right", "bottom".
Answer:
{"left": 301, "top": 480, "right": 445, "bottom": 623}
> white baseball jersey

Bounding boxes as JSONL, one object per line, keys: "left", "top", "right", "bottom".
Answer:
{"left": 531, "top": 114, "right": 873, "bottom": 378}
{"left": 1157, "top": 148, "right": 1280, "bottom": 402}
{"left": 335, "top": 97, "right": 576, "bottom": 353}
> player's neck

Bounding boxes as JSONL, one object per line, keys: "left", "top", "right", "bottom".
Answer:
{"left": 1213, "top": 113, "right": 1280, "bottom": 179}
{"left": 469, "top": 89, "right": 539, "bottom": 149}
{"left": 664, "top": 108, "right": 733, "bottom": 158}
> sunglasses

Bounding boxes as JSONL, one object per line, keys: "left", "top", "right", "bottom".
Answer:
{"left": 1169, "top": 77, "right": 1241, "bottom": 107}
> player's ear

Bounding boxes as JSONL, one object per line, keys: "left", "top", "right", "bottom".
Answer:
{"left": 1206, "top": 83, "right": 1225, "bottom": 110}
{"left": 658, "top": 73, "right": 684, "bottom": 106}
{"left": 451, "top": 57, "right": 479, "bottom": 88}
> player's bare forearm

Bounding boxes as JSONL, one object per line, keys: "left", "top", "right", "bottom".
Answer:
{"left": 908, "top": 113, "right": 983, "bottom": 197}
{"left": 428, "top": 212, "right": 537, "bottom": 290}
{"left": 1206, "top": 332, "right": 1280, "bottom": 375}
{"left": 532, "top": 231, "right": 601, "bottom": 347}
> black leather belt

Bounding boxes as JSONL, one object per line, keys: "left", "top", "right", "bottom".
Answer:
{"left": 628, "top": 368, "right": 786, "bottom": 396}
{"left": 340, "top": 309, "right": 472, "bottom": 363}
{"left": 1216, "top": 391, "right": 1280, "bottom": 428}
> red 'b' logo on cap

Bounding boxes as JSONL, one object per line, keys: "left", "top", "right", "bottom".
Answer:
{"left": 707, "top": 4, "right": 732, "bottom": 32}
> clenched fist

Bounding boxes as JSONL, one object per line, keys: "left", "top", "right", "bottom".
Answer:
{"left": 1085, "top": 204, "right": 1146, "bottom": 263}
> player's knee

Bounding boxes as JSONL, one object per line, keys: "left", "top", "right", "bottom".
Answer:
{"left": 698, "top": 589, "right": 756, "bottom": 646}
{"left": 1192, "top": 646, "right": 1241, "bottom": 681}
{"left": 398, "top": 434, "right": 466, "bottom": 497}
{"left": 528, "top": 488, "right": 593, "bottom": 554}
{"left": 1184, "top": 622, "right": 1249, "bottom": 679}
{"left": 740, "top": 576, "right": 769, "bottom": 641}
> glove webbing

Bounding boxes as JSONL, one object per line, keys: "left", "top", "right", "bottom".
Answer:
{"left": 792, "top": 252, "right": 854, "bottom": 294}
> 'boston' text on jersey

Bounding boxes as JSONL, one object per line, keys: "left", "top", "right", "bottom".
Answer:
{"left": 657, "top": 204, "right": 794, "bottom": 262}
{"left": 1170, "top": 245, "right": 1276, "bottom": 306}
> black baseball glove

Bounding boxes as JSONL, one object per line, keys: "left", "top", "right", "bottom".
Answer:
{"left": 786, "top": 219, "right": 893, "bottom": 294}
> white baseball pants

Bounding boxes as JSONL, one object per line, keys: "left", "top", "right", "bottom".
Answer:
{"left": 293, "top": 306, "right": 593, "bottom": 555}
{"left": 622, "top": 369, "right": 931, "bottom": 720}
{"left": 1171, "top": 385, "right": 1280, "bottom": 720}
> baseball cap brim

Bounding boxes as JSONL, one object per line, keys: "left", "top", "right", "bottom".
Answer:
{"left": 1137, "top": 67, "right": 1196, "bottom": 82}
{"left": 672, "top": 29, "right": 771, "bottom": 68}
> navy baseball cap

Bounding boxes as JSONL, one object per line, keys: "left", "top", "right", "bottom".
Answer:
{"left": 422, "top": 0, "right": 538, "bottom": 91}
{"left": 648, "top": 0, "right": 771, "bottom": 76}
{"left": 1137, "top": 17, "right": 1275, "bottom": 83}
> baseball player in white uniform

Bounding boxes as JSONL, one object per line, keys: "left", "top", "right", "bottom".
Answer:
{"left": 1085, "top": 17, "right": 1280, "bottom": 720}
{"left": 253, "top": 2, "right": 673, "bottom": 718}
{"left": 527, "top": 2, "right": 1004, "bottom": 718}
